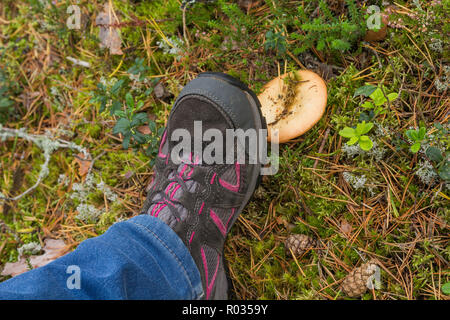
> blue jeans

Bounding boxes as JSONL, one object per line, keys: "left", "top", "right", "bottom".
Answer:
{"left": 0, "top": 215, "right": 204, "bottom": 299}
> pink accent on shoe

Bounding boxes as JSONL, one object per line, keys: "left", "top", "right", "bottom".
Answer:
{"left": 179, "top": 164, "right": 188, "bottom": 177}
{"left": 198, "top": 202, "right": 205, "bottom": 215}
{"left": 210, "top": 210, "right": 226, "bottom": 236}
{"left": 170, "top": 185, "right": 181, "bottom": 200}
{"left": 165, "top": 182, "right": 175, "bottom": 195}
{"left": 154, "top": 204, "right": 167, "bottom": 218}
{"left": 189, "top": 231, "right": 195, "bottom": 244}
{"left": 219, "top": 163, "right": 240, "bottom": 192}
{"left": 210, "top": 173, "right": 216, "bottom": 184}
{"left": 158, "top": 131, "right": 168, "bottom": 158}
{"left": 187, "top": 166, "right": 194, "bottom": 177}
{"left": 201, "top": 248, "right": 220, "bottom": 300}
{"left": 164, "top": 198, "right": 176, "bottom": 207}
{"left": 150, "top": 202, "right": 162, "bottom": 216}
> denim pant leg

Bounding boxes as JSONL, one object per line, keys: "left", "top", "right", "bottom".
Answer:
{"left": 0, "top": 215, "right": 204, "bottom": 299}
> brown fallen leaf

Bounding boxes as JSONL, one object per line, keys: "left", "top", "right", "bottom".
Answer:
{"left": 74, "top": 152, "right": 91, "bottom": 177}
{"left": 137, "top": 125, "right": 151, "bottom": 135}
{"left": 1, "top": 239, "right": 69, "bottom": 277}
{"left": 95, "top": 3, "right": 123, "bottom": 55}
{"left": 340, "top": 219, "right": 353, "bottom": 235}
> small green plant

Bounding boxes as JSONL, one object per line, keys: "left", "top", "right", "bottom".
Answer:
{"left": 264, "top": 30, "right": 287, "bottom": 56}
{"left": 405, "top": 126, "right": 426, "bottom": 153}
{"left": 291, "top": 0, "right": 366, "bottom": 54}
{"left": 356, "top": 85, "right": 399, "bottom": 117}
{"left": 442, "top": 282, "right": 450, "bottom": 295}
{"left": 405, "top": 123, "right": 449, "bottom": 182}
{"left": 112, "top": 92, "right": 164, "bottom": 159}
{"left": 339, "top": 121, "right": 374, "bottom": 151}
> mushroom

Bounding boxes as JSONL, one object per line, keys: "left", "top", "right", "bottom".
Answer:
{"left": 258, "top": 70, "right": 327, "bottom": 143}
{"left": 364, "top": 14, "right": 389, "bottom": 42}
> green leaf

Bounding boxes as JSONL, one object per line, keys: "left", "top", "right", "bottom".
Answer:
{"left": 370, "top": 88, "right": 387, "bottom": 106}
{"left": 409, "top": 130, "right": 419, "bottom": 141}
{"left": 410, "top": 142, "right": 421, "bottom": 153}
{"left": 355, "top": 122, "right": 373, "bottom": 136}
{"left": 110, "top": 101, "right": 122, "bottom": 116}
{"left": 125, "top": 93, "right": 134, "bottom": 109}
{"left": 122, "top": 133, "right": 131, "bottom": 149}
{"left": 0, "top": 97, "right": 13, "bottom": 108}
{"left": 354, "top": 84, "right": 377, "bottom": 98}
{"left": 358, "top": 136, "right": 373, "bottom": 150}
{"left": 361, "top": 122, "right": 374, "bottom": 135}
{"left": 111, "top": 79, "right": 125, "bottom": 95}
{"left": 149, "top": 120, "right": 157, "bottom": 133}
{"left": 347, "top": 136, "right": 359, "bottom": 145}
{"left": 442, "top": 282, "right": 450, "bottom": 295}
{"left": 387, "top": 92, "right": 398, "bottom": 101}
{"left": 113, "top": 118, "right": 130, "bottom": 135}
{"left": 405, "top": 129, "right": 414, "bottom": 140}
{"left": 133, "top": 131, "right": 148, "bottom": 144}
{"left": 426, "top": 146, "right": 443, "bottom": 162}
{"left": 131, "top": 113, "right": 148, "bottom": 127}
{"left": 361, "top": 101, "right": 374, "bottom": 109}
{"left": 438, "top": 161, "right": 450, "bottom": 181}
{"left": 418, "top": 127, "right": 426, "bottom": 140}
{"left": 339, "top": 127, "right": 355, "bottom": 138}
{"left": 355, "top": 122, "right": 365, "bottom": 136}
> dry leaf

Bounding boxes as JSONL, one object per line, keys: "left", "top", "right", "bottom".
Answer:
{"left": 340, "top": 219, "right": 352, "bottom": 235}
{"left": 95, "top": 3, "right": 123, "bottom": 55}
{"left": 1, "top": 239, "right": 69, "bottom": 277}
{"left": 154, "top": 82, "right": 169, "bottom": 99}
{"left": 75, "top": 152, "right": 91, "bottom": 177}
{"left": 137, "top": 125, "right": 151, "bottom": 135}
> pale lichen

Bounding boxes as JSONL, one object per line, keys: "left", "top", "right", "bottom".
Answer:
{"left": 18, "top": 242, "right": 42, "bottom": 257}
{"left": 343, "top": 171, "right": 367, "bottom": 190}
{"left": 0, "top": 126, "right": 89, "bottom": 201}
{"left": 415, "top": 160, "right": 438, "bottom": 186}
{"left": 69, "top": 172, "right": 118, "bottom": 223}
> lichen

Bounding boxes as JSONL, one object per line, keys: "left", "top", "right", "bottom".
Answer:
{"left": 415, "top": 160, "right": 438, "bottom": 186}
{"left": 343, "top": 171, "right": 367, "bottom": 190}
{"left": 69, "top": 172, "right": 118, "bottom": 223}
{"left": 17, "top": 242, "right": 42, "bottom": 257}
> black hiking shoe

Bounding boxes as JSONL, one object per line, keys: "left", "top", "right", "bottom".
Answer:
{"left": 141, "top": 72, "right": 266, "bottom": 299}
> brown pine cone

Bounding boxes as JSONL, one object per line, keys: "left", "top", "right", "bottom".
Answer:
{"left": 285, "top": 234, "right": 317, "bottom": 257}
{"left": 341, "top": 260, "right": 378, "bottom": 297}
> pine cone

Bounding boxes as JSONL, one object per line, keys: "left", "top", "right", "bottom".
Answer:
{"left": 285, "top": 234, "right": 317, "bottom": 257}
{"left": 341, "top": 260, "right": 378, "bottom": 297}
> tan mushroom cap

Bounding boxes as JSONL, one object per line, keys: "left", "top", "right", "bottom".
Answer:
{"left": 258, "top": 70, "right": 327, "bottom": 143}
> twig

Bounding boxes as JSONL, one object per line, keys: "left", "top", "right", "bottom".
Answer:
{"left": 0, "top": 126, "right": 90, "bottom": 201}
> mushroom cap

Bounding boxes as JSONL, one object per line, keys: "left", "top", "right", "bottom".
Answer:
{"left": 258, "top": 70, "right": 327, "bottom": 143}
{"left": 364, "top": 15, "right": 389, "bottom": 42}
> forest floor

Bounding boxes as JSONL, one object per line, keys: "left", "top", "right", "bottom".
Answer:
{"left": 0, "top": 0, "right": 448, "bottom": 299}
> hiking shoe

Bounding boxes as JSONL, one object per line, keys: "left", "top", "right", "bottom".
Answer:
{"left": 141, "top": 72, "right": 266, "bottom": 299}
